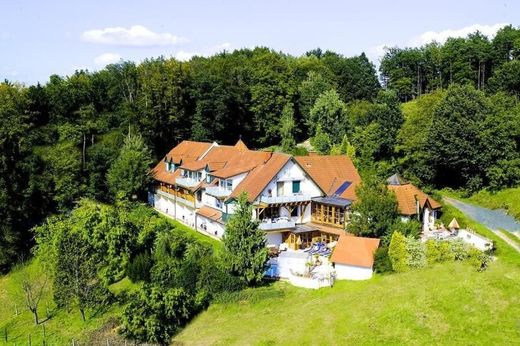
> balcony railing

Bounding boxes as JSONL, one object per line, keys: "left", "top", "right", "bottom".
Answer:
{"left": 176, "top": 177, "right": 200, "bottom": 188}
{"left": 205, "top": 186, "right": 231, "bottom": 198}
{"left": 259, "top": 219, "right": 296, "bottom": 231}
{"left": 259, "top": 194, "right": 311, "bottom": 204}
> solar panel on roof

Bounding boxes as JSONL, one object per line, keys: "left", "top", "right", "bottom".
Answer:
{"left": 334, "top": 181, "right": 352, "bottom": 196}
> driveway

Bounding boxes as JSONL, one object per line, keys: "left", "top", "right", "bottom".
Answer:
{"left": 443, "top": 197, "right": 520, "bottom": 253}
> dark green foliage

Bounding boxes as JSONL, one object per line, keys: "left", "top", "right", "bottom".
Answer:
{"left": 4, "top": 34, "right": 520, "bottom": 274}
{"left": 349, "top": 176, "right": 399, "bottom": 238}
{"left": 107, "top": 132, "right": 153, "bottom": 201}
{"left": 391, "top": 219, "right": 422, "bottom": 240}
{"left": 121, "top": 285, "right": 195, "bottom": 344}
{"left": 127, "top": 252, "right": 153, "bottom": 283}
{"left": 49, "top": 221, "right": 111, "bottom": 321}
{"left": 310, "top": 124, "right": 332, "bottom": 154}
{"left": 280, "top": 102, "right": 297, "bottom": 152}
{"left": 380, "top": 27, "right": 520, "bottom": 100}
{"left": 0, "top": 83, "right": 34, "bottom": 272}
{"left": 223, "top": 193, "right": 268, "bottom": 286}
{"left": 373, "top": 247, "right": 393, "bottom": 274}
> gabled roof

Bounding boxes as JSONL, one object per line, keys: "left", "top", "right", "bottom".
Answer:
{"left": 387, "top": 183, "right": 442, "bottom": 216}
{"left": 196, "top": 206, "right": 224, "bottom": 224}
{"left": 164, "top": 140, "right": 213, "bottom": 163}
{"left": 330, "top": 235, "right": 380, "bottom": 268}
{"left": 294, "top": 155, "right": 361, "bottom": 201}
{"left": 151, "top": 164, "right": 181, "bottom": 185}
{"left": 152, "top": 140, "right": 213, "bottom": 185}
{"left": 227, "top": 153, "right": 291, "bottom": 203}
{"left": 234, "top": 139, "right": 248, "bottom": 152}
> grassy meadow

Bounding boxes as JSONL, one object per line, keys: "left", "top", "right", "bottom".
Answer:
{"left": 0, "top": 217, "right": 220, "bottom": 345}
{"left": 174, "top": 200, "right": 520, "bottom": 345}
{"left": 1, "top": 203, "right": 519, "bottom": 345}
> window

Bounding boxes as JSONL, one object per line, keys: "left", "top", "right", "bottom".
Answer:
{"left": 277, "top": 182, "right": 284, "bottom": 196}
{"left": 197, "top": 171, "right": 202, "bottom": 181}
{"left": 216, "top": 199, "right": 223, "bottom": 209}
{"left": 291, "top": 206, "right": 299, "bottom": 217}
{"left": 206, "top": 175, "right": 212, "bottom": 183}
{"left": 292, "top": 180, "right": 301, "bottom": 194}
{"left": 221, "top": 179, "right": 232, "bottom": 191}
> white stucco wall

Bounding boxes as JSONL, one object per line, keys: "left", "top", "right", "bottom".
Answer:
{"left": 265, "top": 232, "right": 283, "bottom": 247}
{"left": 153, "top": 191, "right": 196, "bottom": 227}
{"left": 258, "top": 160, "right": 322, "bottom": 201}
{"left": 457, "top": 229, "right": 493, "bottom": 251}
{"left": 334, "top": 264, "right": 373, "bottom": 280}
{"left": 196, "top": 214, "right": 225, "bottom": 238}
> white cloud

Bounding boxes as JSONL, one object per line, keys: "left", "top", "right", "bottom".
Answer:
{"left": 370, "top": 23, "right": 509, "bottom": 63}
{"left": 412, "top": 23, "right": 508, "bottom": 45}
{"left": 174, "top": 50, "right": 197, "bottom": 61}
{"left": 172, "top": 42, "right": 233, "bottom": 62}
{"left": 82, "top": 25, "right": 188, "bottom": 46}
{"left": 94, "top": 52, "right": 122, "bottom": 66}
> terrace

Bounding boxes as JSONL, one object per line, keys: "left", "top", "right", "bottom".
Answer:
{"left": 205, "top": 186, "right": 231, "bottom": 198}
{"left": 259, "top": 193, "right": 311, "bottom": 204}
{"left": 176, "top": 177, "right": 200, "bottom": 188}
{"left": 259, "top": 217, "right": 296, "bottom": 230}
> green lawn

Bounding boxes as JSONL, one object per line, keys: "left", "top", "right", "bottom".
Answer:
{"left": 175, "top": 199, "right": 520, "bottom": 345}
{"left": 0, "top": 210, "right": 219, "bottom": 345}
{"left": 175, "top": 260, "right": 520, "bottom": 345}
{"left": 0, "top": 258, "right": 133, "bottom": 345}
{"left": 159, "top": 213, "right": 223, "bottom": 253}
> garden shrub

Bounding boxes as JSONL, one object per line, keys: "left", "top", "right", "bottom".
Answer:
{"left": 374, "top": 246, "right": 393, "bottom": 273}
{"left": 121, "top": 285, "right": 195, "bottom": 344}
{"left": 425, "top": 239, "right": 441, "bottom": 265}
{"left": 449, "top": 239, "right": 469, "bottom": 261}
{"left": 127, "top": 252, "right": 153, "bottom": 283}
{"left": 405, "top": 237, "right": 426, "bottom": 268}
{"left": 467, "top": 247, "right": 491, "bottom": 272}
{"left": 388, "top": 231, "right": 409, "bottom": 272}
{"left": 438, "top": 241, "right": 456, "bottom": 262}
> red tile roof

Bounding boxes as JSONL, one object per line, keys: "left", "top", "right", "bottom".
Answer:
{"left": 196, "top": 206, "right": 224, "bottom": 224}
{"left": 165, "top": 140, "right": 213, "bottom": 163}
{"left": 227, "top": 153, "right": 291, "bottom": 202}
{"left": 387, "top": 183, "right": 442, "bottom": 216}
{"left": 295, "top": 155, "right": 361, "bottom": 201}
{"left": 152, "top": 140, "right": 213, "bottom": 185}
{"left": 331, "top": 235, "right": 380, "bottom": 267}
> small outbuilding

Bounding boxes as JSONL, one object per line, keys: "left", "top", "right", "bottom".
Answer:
{"left": 331, "top": 235, "right": 380, "bottom": 280}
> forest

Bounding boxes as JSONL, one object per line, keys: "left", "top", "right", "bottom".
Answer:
{"left": 2, "top": 25, "right": 520, "bottom": 274}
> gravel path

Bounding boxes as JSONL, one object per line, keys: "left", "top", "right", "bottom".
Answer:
{"left": 444, "top": 197, "right": 520, "bottom": 253}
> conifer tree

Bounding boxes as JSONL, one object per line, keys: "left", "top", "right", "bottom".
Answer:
{"left": 223, "top": 193, "right": 268, "bottom": 286}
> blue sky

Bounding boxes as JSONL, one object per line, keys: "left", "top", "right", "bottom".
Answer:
{"left": 1, "top": 0, "right": 519, "bottom": 85}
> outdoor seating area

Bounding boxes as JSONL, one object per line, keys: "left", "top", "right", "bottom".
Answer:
{"left": 264, "top": 238, "right": 337, "bottom": 288}
{"left": 303, "top": 241, "right": 334, "bottom": 256}
{"left": 420, "top": 218, "right": 494, "bottom": 251}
